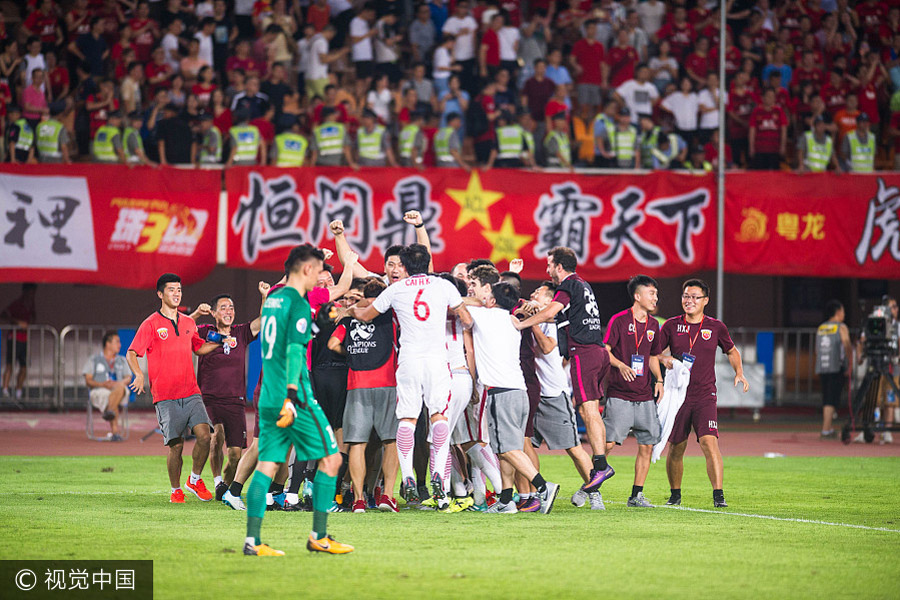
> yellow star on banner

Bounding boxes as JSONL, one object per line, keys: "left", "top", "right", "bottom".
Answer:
{"left": 482, "top": 214, "right": 533, "bottom": 265}
{"left": 446, "top": 170, "right": 504, "bottom": 230}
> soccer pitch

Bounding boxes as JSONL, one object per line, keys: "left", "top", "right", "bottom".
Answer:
{"left": 2, "top": 455, "right": 898, "bottom": 599}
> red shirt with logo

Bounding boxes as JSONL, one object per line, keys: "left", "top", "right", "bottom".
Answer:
{"left": 571, "top": 39, "right": 605, "bottom": 85}
{"left": 749, "top": 105, "right": 787, "bottom": 153}
{"left": 129, "top": 311, "right": 204, "bottom": 403}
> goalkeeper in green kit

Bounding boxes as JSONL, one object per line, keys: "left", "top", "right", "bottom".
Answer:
{"left": 243, "top": 244, "right": 356, "bottom": 556}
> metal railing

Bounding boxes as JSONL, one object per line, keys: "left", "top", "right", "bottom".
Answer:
{"left": 0, "top": 325, "right": 59, "bottom": 408}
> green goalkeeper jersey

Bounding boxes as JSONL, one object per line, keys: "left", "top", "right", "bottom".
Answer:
{"left": 258, "top": 286, "right": 314, "bottom": 410}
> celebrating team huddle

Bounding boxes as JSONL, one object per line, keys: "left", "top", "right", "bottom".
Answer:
{"left": 125, "top": 210, "right": 749, "bottom": 558}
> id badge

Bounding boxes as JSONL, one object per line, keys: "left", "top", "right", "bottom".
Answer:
{"left": 631, "top": 355, "right": 645, "bottom": 376}
{"left": 682, "top": 353, "right": 695, "bottom": 372}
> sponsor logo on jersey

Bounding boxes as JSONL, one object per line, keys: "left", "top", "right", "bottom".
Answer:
{"left": 297, "top": 318, "right": 308, "bottom": 334}
{"left": 350, "top": 321, "right": 375, "bottom": 341}
{"left": 646, "top": 330, "right": 655, "bottom": 342}
{"left": 157, "top": 327, "right": 168, "bottom": 340}
{"left": 701, "top": 329, "right": 712, "bottom": 341}
{"left": 225, "top": 337, "right": 238, "bottom": 349}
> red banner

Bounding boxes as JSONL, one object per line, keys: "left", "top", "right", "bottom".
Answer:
{"left": 225, "top": 167, "right": 718, "bottom": 281}
{"left": 726, "top": 172, "right": 900, "bottom": 279}
{"left": 0, "top": 165, "right": 220, "bottom": 288}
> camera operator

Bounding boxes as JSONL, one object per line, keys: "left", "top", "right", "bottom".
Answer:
{"left": 815, "top": 301, "right": 852, "bottom": 439}
{"left": 856, "top": 298, "right": 899, "bottom": 444}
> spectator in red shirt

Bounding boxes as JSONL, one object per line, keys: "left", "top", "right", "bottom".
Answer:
{"left": 23, "top": 0, "right": 62, "bottom": 49}
{"left": 606, "top": 29, "right": 638, "bottom": 89}
{"left": 855, "top": 0, "right": 885, "bottom": 44}
{"left": 192, "top": 65, "right": 216, "bottom": 108}
{"left": 655, "top": 6, "right": 694, "bottom": 62}
{"left": 879, "top": 7, "right": 900, "bottom": 50}
{"left": 820, "top": 69, "right": 848, "bottom": 115}
{"left": 111, "top": 23, "right": 135, "bottom": 68}
{"left": 479, "top": 12, "right": 502, "bottom": 80}
{"left": 250, "top": 104, "right": 276, "bottom": 145}
{"left": 129, "top": 1, "right": 158, "bottom": 63}
{"left": 710, "top": 31, "right": 741, "bottom": 80}
{"left": 749, "top": 87, "right": 788, "bottom": 170}
{"left": 307, "top": 0, "right": 330, "bottom": 32}
{"left": 146, "top": 46, "right": 173, "bottom": 95}
{"left": 46, "top": 51, "right": 70, "bottom": 99}
{"left": 66, "top": 0, "right": 93, "bottom": 44}
{"left": 856, "top": 58, "right": 883, "bottom": 131}
{"left": 474, "top": 81, "right": 499, "bottom": 165}
{"left": 791, "top": 50, "right": 825, "bottom": 95}
{"left": 704, "top": 129, "right": 732, "bottom": 170}
{"left": 727, "top": 71, "right": 759, "bottom": 168}
{"left": 521, "top": 58, "right": 556, "bottom": 122}
{"left": 569, "top": 20, "right": 608, "bottom": 112}
{"left": 86, "top": 78, "right": 119, "bottom": 135}
{"left": 225, "top": 39, "right": 263, "bottom": 79}
{"left": 312, "top": 84, "right": 349, "bottom": 124}
{"left": 544, "top": 82, "right": 569, "bottom": 132}
{"left": 685, "top": 36, "right": 710, "bottom": 89}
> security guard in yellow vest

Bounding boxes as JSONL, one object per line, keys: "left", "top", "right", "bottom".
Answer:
{"left": 36, "top": 105, "right": 70, "bottom": 164}
{"left": 651, "top": 131, "right": 687, "bottom": 169}
{"left": 311, "top": 106, "right": 357, "bottom": 168}
{"left": 592, "top": 99, "right": 618, "bottom": 167}
{"left": 603, "top": 106, "right": 640, "bottom": 169}
{"left": 842, "top": 112, "right": 875, "bottom": 173}
{"left": 92, "top": 111, "right": 127, "bottom": 164}
{"left": 638, "top": 113, "right": 663, "bottom": 169}
{"left": 544, "top": 112, "right": 572, "bottom": 169}
{"left": 227, "top": 109, "right": 265, "bottom": 166}
{"left": 192, "top": 113, "right": 222, "bottom": 166}
{"left": 399, "top": 110, "right": 428, "bottom": 168}
{"left": 797, "top": 115, "right": 840, "bottom": 173}
{"left": 487, "top": 111, "right": 534, "bottom": 169}
{"left": 434, "top": 112, "right": 469, "bottom": 170}
{"left": 124, "top": 111, "right": 155, "bottom": 166}
{"left": 271, "top": 117, "right": 309, "bottom": 167}
{"left": 6, "top": 105, "right": 35, "bottom": 164}
{"left": 356, "top": 109, "right": 396, "bottom": 167}
{"left": 686, "top": 146, "right": 713, "bottom": 174}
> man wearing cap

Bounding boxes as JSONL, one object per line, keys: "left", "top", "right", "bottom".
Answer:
{"left": 7, "top": 106, "right": 37, "bottom": 164}
{"left": 434, "top": 112, "right": 469, "bottom": 170}
{"left": 271, "top": 117, "right": 309, "bottom": 167}
{"left": 486, "top": 110, "right": 534, "bottom": 169}
{"left": 36, "top": 104, "right": 71, "bottom": 164}
{"left": 797, "top": 115, "right": 840, "bottom": 173}
{"left": 544, "top": 111, "right": 573, "bottom": 170}
{"left": 311, "top": 106, "right": 357, "bottom": 168}
{"left": 356, "top": 109, "right": 396, "bottom": 167}
{"left": 841, "top": 112, "right": 875, "bottom": 173}
{"left": 398, "top": 109, "right": 428, "bottom": 168}
{"left": 227, "top": 109, "right": 265, "bottom": 167}
{"left": 124, "top": 111, "right": 155, "bottom": 166}
{"left": 92, "top": 111, "right": 127, "bottom": 164}
{"left": 193, "top": 113, "right": 222, "bottom": 166}
{"left": 601, "top": 106, "right": 640, "bottom": 169}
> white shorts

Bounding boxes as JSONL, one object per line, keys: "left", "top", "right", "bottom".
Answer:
{"left": 395, "top": 358, "right": 453, "bottom": 420}
{"left": 90, "top": 387, "right": 126, "bottom": 412}
{"left": 453, "top": 382, "right": 489, "bottom": 444}
{"left": 441, "top": 370, "right": 472, "bottom": 443}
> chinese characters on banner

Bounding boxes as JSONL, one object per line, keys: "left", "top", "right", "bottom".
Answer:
{"left": 0, "top": 165, "right": 220, "bottom": 288}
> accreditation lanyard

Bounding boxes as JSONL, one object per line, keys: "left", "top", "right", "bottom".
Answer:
{"left": 631, "top": 310, "right": 648, "bottom": 376}
{"left": 682, "top": 315, "right": 704, "bottom": 372}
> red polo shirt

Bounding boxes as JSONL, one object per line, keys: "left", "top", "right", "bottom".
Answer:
{"left": 129, "top": 311, "right": 204, "bottom": 403}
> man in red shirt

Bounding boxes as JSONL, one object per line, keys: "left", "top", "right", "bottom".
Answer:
{"left": 474, "top": 81, "right": 500, "bottom": 166}
{"left": 570, "top": 20, "right": 607, "bottom": 112}
{"left": 86, "top": 78, "right": 119, "bottom": 136}
{"left": 127, "top": 273, "right": 223, "bottom": 504}
{"left": 820, "top": 69, "right": 848, "bottom": 115}
{"left": 749, "top": 87, "right": 787, "bottom": 170}
{"left": 480, "top": 12, "right": 502, "bottom": 80}
{"left": 727, "top": 71, "right": 758, "bottom": 167}
{"left": 655, "top": 6, "right": 695, "bottom": 62}
{"left": 128, "top": 1, "right": 158, "bottom": 63}
{"left": 606, "top": 29, "right": 639, "bottom": 89}
{"left": 791, "top": 50, "right": 825, "bottom": 96}
{"left": 23, "top": 0, "right": 62, "bottom": 48}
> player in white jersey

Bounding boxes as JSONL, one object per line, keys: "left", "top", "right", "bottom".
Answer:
{"left": 350, "top": 244, "right": 472, "bottom": 510}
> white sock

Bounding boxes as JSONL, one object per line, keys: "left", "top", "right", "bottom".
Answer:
{"left": 245, "top": 536, "right": 256, "bottom": 547}
{"left": 450, "top": 456, "right": 467, "bottom": 497}
{"left": 189, "top": 472, "right": 200, "bottom": 485}
{"left": 285, "top": 492, "right": 300, "bottom": 505}
{"left": 467, "top": 444, "right": 503, "bottom": 493}
{"left": 396, "top": 421, "right": 416, "bottom": 482}
{"left": 430, "top": 420, "right": 451, "bottom": 493}
{"left": 266, "top": 492, "right": 274, "bottom": 505}
{"left": 171, "top": 487, "right": 181, "bottom": 493}
{"left": 470, "top": 465, "right": 486, "bottom": 505}
{"left": 213, "top": 475, "right": 223, "bottom": 486}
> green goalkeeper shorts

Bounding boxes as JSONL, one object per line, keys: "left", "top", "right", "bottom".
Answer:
{"left": 257, "top": 399, "right": 339, "bottom": 464}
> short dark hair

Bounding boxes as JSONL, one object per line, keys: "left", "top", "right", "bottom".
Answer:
{"left": 399, "top": 243, "right": 431, "bottom": 276}
{"left": 466, "top": 258, "right": 494, "bottom": 272}
{"left": 492, "top": 282, "right": 519, "bottom": 311}
{"left": 439, "top": 272, "right": 468, "bottom": 296}
{"left": 469, "top": 265, "right": 500, "bottom": 287}
{"left": 824, "top": 299, "right": 843, "bottom": 320}
{"left": 384, "top": 244, "right": 404, "bottom": 260}
{"left": 157, "top": 273, "right": 181, "bottom": 292}
{"left": 499, "top": 270, "right": 521, "bottom": 291}
{"left": 538, "top": 280, "right": 557, "bottom": 294}
{"left": 363, "top": 278, "right": 387, "bottom": 298}
{"left": 350, "top": 277, "right": 369, "bottom": 291}
{"left": 102, "top": 331, "right": 119, "bottom": 348}
{"left": 627, "top": 275, "right": 659, "bottom": 299}
{"left": 284, "top": 243, "right": 325, "bottom": 274}
{"left": 548, "top": 247, "right": 577, "bottom": 273}
{"left": 211, "top": 293, "right": 233, "bottom": 310}
{"left": 682, "top": 278, "right": 710, "bottom": 297}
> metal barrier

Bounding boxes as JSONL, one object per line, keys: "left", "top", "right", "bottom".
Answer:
{"left": 0, "top": 325, "right": 59, "bottom": 409}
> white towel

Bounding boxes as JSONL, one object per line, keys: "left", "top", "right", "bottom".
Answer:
{"left": 652, "top": 359, "right": 691, "bottom": 463}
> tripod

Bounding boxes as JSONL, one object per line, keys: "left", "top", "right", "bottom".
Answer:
{"left": 842, "top": 353, "right": 900, "bottom": 444}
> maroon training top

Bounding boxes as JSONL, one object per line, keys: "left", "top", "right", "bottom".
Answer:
{"left": 657, "top": 315, "right": 735, "bottom": 402}
{"left": 603, "top": 308, "right": 662, "bottom": 402}
{"left": 197, "top": 321, "right": 258, "bottom": 403}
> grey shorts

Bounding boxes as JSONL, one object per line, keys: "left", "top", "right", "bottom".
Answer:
{"left": 603, "top": 396, "right": 661, "bottom": 446}
{"left": 485, "top": 388, "right": 528, "bottom": 454}
{"left": 343, "top": 387, "right": 400, "bottom": 444}
{"left": 577, "top": 83, "right": 603, "bottom": 107}
{"left": 154, "top": 394, "right": 212, "bottom": 445}
{"left": 531, "top": 392, "right": 580, "bottom": 451}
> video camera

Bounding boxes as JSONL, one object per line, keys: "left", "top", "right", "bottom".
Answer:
{"left": 863, "top": 305, "right": 899, "bottom": 361}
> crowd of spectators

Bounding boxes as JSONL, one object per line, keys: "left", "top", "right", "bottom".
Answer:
{"left": 1, "top": 0, "right": 897, "bottom": 172}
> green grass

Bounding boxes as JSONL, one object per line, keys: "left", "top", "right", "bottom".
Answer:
{"left": 2, "top": 455, "right": 899, "bottom": 599}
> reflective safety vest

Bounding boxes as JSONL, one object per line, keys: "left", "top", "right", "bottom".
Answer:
{"left": 848, "top": 132, "right": 875, "bottom": 173}
{"left": 357, "top": 125, "right": 386, "bottom": 161}
{"left": 399, "top": 124, "right": 422, "bottom": 160}
{"left": 36, "top": 119, "right": 63, "bottom": 159}
{"left": 639, "top": 126, "right": 661, "bottom": 168}
{"left": 123, "top": 127, "right": 145, "bottom": 163}
{"left": 496, "top": 125, "right": 526, "bottom": 159}
{"left": 593, "top": 113, "right": 614, "bottom": 135}
{"left": 92, "top": 125, "right": 120, "bottom": 162}
{"left": 804, "top": 131, "right": 832, "bottom": 172}
{"left": 199, "top": 126, "right": 223, "bottom": 163}
{"left": 230, "top": 125, "right": 260, "bottom": 162}
{"left": 543, "top": 130, "right": 571, "bottom": 165}
{"left": 651, "top": 134, "right": 681, "bottom": 168}
{"left": 688, "top": 159, "right": 713, "bottom": 173}
{"left": 14, "top": 118, "right": 34, "bottom": 151}
{"left": 611, "top": 125, "right": 637, "bottom": 161}
{"left": 434, "top": 126, "right": 457, "bottom": 164}
{"left": 314, "top": 122, "right": 345, "bottom": 156}
{"left": 274, "top": 132, "right": 308, "bottom": 166}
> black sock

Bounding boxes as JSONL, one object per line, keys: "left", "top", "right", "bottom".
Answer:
{"left": 631, "top": 485, "right": 643, "bottom": 498}
{"left": 713, "top": 489, "right": 725, "bottom": 501}
{"left": 531, "top": 474, "right": 547, "bottom": 494}
{"left": 228, "top": 481, "right": 243, "bottom": 497}
{"left": 336, "top": 452, "right": 349, "bottom": 490}
{"left": 416, "top": 477, "right": 426, "bottom": 489}
{"left": 592, "top": 454, "right": 608, "bottom": 472}
{"left": 670, "top": 488, "right": 681, "bottom": 498}
{"left": 288, "top": 460, "right": 304, "bottom": 495}
{"left": 269, "top": 482, "right": 284, "bottom": 495}
{"left": 500, "top": 488, "right": 514, "bottom": 504}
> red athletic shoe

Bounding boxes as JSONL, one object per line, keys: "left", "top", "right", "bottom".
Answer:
{"left": 377, "top": 495, "right": 399, "bottom": 513}
{"left": 352, "top": 499, "right": 367, "bottom": 513}
{"left": 485, "top": 490, "right": 497, "bottom": 507}
{"left": 185, "top": 478, "right": 213, "bottom": 501}
{"left": 170, "top": 489, "right": 185, "bottom": 503}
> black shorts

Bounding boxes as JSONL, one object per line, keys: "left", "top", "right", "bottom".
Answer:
{"left": 820, "top": 372, "right": 846, "bottom": 408}
{"left": 204, "top": 398, "right": 248, "bottom": 449}
{"left": 5, "top": 339, "right": 26, "bottom": 367}
{"left": 355, "top": 60, "right": 375, "bottom": 80}
{"left": 312, "top": 365, "right": 349, "bottom": 430}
